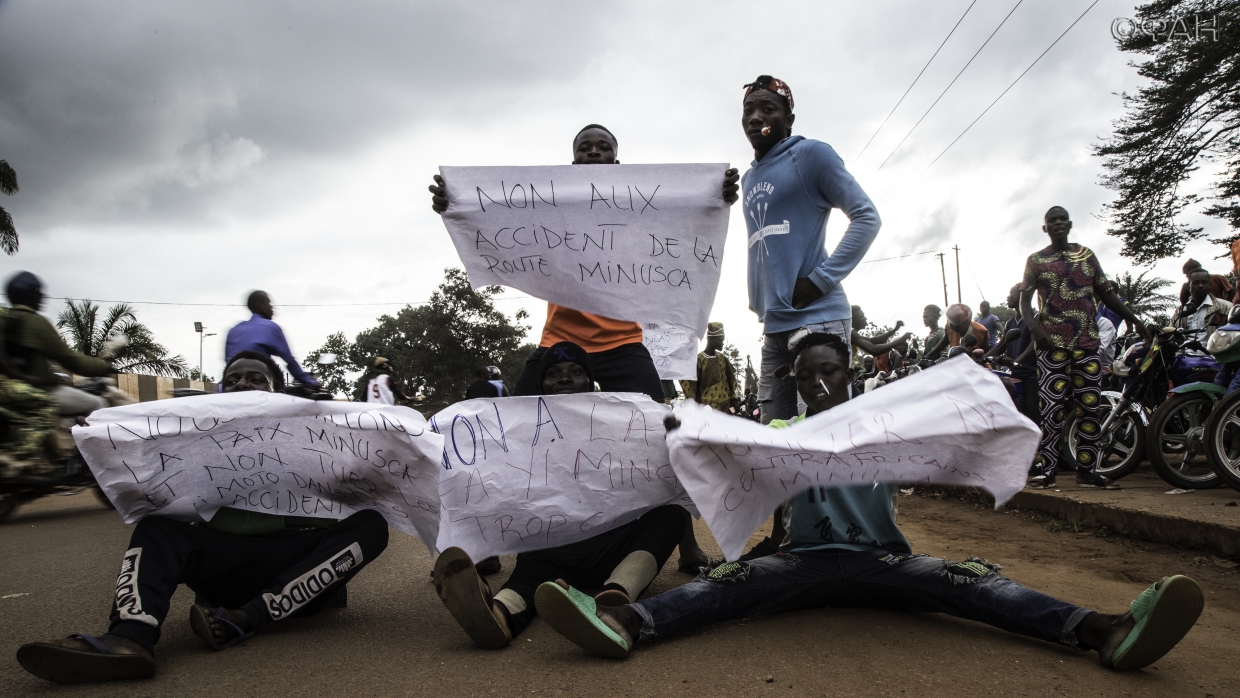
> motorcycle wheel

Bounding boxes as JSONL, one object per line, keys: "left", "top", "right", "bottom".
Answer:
{"left": 1147, "top": 393, "right": 1223, "bottom": 490}
{"left": 1067, "top": 396, "right": 1145, "bottom": 480}
{"left": 1203, "top": 388, "right": 1240, "bottom": 492}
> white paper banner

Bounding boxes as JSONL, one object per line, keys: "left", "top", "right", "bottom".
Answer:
{"left": 430, "top": 393, "right": 692, "bottom": 559}
{"left": 74, "top": 392, "right": 444, "bottom": 551}
{"left": 642, "top": 321, "right": 699, "bottom": 380}
{"left": 666, "top": 358, "right": 1039, "bottom": 560}
{"left": 438, "top": 164, "right": 730, "bottom": 337}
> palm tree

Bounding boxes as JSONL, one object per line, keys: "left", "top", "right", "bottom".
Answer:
{"left": 1111, "top": 271, "right": 1176, "bottom": 323}
{"left": 0, "top": 160, "right": 18, "bottom": 255}
{"left": 56, "top": 300, "right": 189, "bottom": 376}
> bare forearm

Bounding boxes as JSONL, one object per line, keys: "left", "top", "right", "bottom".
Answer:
{"left": 1101, "top": 291, "right": 1142, "bottom": 328}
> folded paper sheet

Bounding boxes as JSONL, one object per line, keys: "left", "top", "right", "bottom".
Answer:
{"left": 74, "top": 392, "right": 444, "bottom": 551}
{"left": 641, "top": 321, "right": 699, "bottom": 380}
{"left": 438, "top": 164, "right": 730, "bottom": 338}
{"left": 666, "top": 358, "right": 1039, "bottom": 560}
{"left": 431, "top": 393, "right": 692, "bottom": 559}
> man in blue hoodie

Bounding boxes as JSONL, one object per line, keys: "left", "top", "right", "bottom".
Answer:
{"left": 738, "top": 75, "right": 881, "bottom": 425}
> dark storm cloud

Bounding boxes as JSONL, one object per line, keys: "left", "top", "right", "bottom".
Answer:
{"left": 0, "top": 1, "right": 603, "bottom": 228}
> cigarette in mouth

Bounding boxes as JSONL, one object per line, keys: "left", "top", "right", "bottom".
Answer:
{"left": 761, "top": 126, "right": 771, "bottom": 136}
{"left": 819, "top": 379, "right": 830, "bottom": 396}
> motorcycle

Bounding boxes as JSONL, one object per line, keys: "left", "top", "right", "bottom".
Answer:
{"left": 1131, "top": 327, "right": 1226, "bottom": 489}
{"left": 0, "top": 374, "right": 133, "bottom": 522}
{"left": 1198, "top": 321, "right": 1240, "bottom": 492}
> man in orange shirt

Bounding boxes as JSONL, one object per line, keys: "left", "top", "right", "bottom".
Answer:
{"left": 431, "top": 124, "right": 739, "bottom": 401}
{"left": 430, "top": 124, "right": 740, "bottom": 573}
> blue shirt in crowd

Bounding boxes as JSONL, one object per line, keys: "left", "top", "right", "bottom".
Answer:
{"left": 740, "top": 136, "right": 881, "bottom": 334}
{"left": 224, "top": 315, "right": 318, "bottom": 387}
{"left": 977, "top": 313, "right": 1002, "bottom": 347}
{"left": 770, "top": 414, "right": 911, "bottom": 554}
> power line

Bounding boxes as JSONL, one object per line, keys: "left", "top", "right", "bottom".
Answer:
{"left": 877, "top": 0, "right": 1025, "bottom": 170}
{"left": 919, "top": 0, "right": 1101, "bottom": 176}
{"left": 48, "top": 295, "right": 533, "bottom": 307}
{"left": 860, "top": 250, "right": 940, "bottom": 264}
{"left": 855, "top": 0, "right": 978, "bottom": 161}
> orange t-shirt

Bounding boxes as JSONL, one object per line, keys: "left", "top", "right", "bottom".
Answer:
{"left": 539, "top": 303, "right": 644, "bottom": 352}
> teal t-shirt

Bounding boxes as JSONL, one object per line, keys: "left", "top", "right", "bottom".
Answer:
{"left": 769, "top": 414, "right": 911, "bottom": 554}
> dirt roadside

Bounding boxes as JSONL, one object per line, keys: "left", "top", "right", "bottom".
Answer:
{"left": 1, "top": 491, "right": 1235, "bottom": 697}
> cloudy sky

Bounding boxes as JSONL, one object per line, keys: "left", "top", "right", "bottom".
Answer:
{"left": 0, "top": 0, "right": 1228, "bottom": 383}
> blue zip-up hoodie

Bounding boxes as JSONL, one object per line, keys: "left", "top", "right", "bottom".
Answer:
{"left": 741, "top": 136, "right": 881, "bottom": 333}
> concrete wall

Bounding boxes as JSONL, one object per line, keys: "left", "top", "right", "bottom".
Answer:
{"left": 116, "top": 374, "right": 217, "bottom": 402}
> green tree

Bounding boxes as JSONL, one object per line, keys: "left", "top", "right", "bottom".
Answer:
{"left": 347, "top": 268, "right": 530, "bottom": 404}
{"left": 1112, "top": 270, "right": 1177, "bottom": 322}
{"left": 56, "top": 299, "right": 189, "bottom": 376}
{"left": 1094, "top": 0, "right": 1240, "bottom": 264}
{"left": 187, "top": 368, "right": 216, "bottom": 382}
{"left": 0, "top": 160, "right": 18, "bottom": 255}
{"left": 304, "top": 332, "right": 357, "bottom": 398}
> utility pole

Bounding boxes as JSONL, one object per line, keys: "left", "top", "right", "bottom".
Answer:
{"left": 935, "top": 253, "right": 948, "bottom": 307}
{"left": 953, "top": 245, "right": 962, "bottom": 304}
{"left": 194, "top": 323, "right": 216, "bottom": 380}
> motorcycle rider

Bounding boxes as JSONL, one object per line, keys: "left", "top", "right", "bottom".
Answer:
{"left": 224, "top": 290, "right": 320, "bottom": 390}
{"left": 366, "top": 357, "right": 409, "bottom": 404}
{"left": 1172, "top": 268, "right": 1233, "bottom": 340}
{"left": 2, "top": 271, "right": 115, "bottom": 426}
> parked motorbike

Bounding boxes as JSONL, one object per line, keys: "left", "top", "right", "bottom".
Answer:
{"left": 0, "top": 375, "right": 134, "bottom": 522}
{"left": 1134, "top": 327, "right": 1226, "bottom": 489}
{"left": 1198, "top": 322, "right": 1240, "bottom": 492}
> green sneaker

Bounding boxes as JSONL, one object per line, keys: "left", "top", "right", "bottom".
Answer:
{"left": 534, "top": 581, "right": 631, "bottom": 659}
{"left": 1103, "top": 575, "right": 1204, "bottom": 671}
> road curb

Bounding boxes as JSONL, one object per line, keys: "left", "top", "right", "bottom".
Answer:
{"left": 920, "top": 486, "right": 1240, "bottom": 560}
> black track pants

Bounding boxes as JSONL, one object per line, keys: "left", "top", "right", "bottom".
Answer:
{"left": 108, "top": 510, "right": 388, "bottom": 651}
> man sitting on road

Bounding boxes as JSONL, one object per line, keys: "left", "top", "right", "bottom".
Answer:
{"left": 16, "top": 351, "right": 389, "bottom": 683}
{"left": 534, "top": 331, "right": 1205, "bottom": 673}
{"left": 225, "top": 290, "right": 320, "bottom": 390}
{"left": 432, "top": 341, "right": 685, "bottom": 650}
{"left": 430, "top": 124, "right": 726, "bottom": 572}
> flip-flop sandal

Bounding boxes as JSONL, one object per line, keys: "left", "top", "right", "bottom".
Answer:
{"left": 189, "top": 604, "right": 254, "bottom": 651}
{"left": 534, "top": 581, "right": 630, "bottom": 659}
{"left": 1104, "top": 575, "right": 1204, "bottom": 671}
{"left": 16, "top": 633, "right": 156, "bottom": 683}
{"left": 592, "top": 588, "right": 632, "bottom": 607}
{"left": 433, "top": 546, "right": 511, "bottom": 649}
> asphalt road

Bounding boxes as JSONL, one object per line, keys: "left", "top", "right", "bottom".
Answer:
{"left": 2, "top": 490, "right": 1236, "bottom": 697}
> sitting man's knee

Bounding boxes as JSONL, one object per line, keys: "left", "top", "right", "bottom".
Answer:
{"left": 347, "top": 509, "right": 389, "bottom": 549}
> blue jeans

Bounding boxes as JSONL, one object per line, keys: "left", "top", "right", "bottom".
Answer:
{"left": 631, "top": 549, "right": 1091, "bottom": 648}
{"left": 759, "top": 320, "right": 851, "bottom": 424}
{"left": 1214, "top": 362, "right": 1240, "bottom": 396}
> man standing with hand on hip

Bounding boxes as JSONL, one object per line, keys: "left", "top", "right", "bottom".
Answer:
{"left": 739, "top": 75, "right": 881, "bottom": 424}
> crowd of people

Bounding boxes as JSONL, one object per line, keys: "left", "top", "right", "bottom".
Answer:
{"left": 8, "top": 74, "right": 1205, "bottom": 684}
